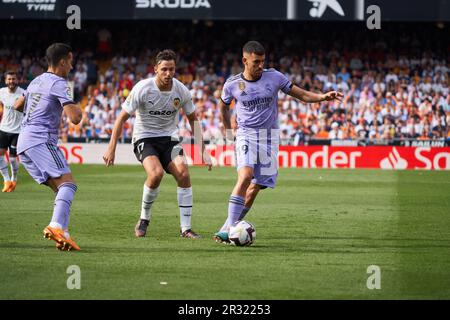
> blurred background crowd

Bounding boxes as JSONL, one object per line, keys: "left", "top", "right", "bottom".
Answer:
{"left": 1, "top": 20, "right": 448, "bottom": 144}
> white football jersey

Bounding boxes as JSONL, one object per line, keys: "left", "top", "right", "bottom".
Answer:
{"left": 122, "top": 77, "right": 195, "bottom": 143}
{"left": 0, "top": 86, "right": 25, "bottom": 134}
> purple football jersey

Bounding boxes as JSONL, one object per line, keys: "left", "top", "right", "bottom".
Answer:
{"left": 17, "top": 72, "right": 74, "bottom": 154}
{"left": 221, "top": 69, "right": 292, "bottom": 129}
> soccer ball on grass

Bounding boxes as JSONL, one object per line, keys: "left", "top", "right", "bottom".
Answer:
{"left": 229, "top": 220, "right": 256, "bottom": 246}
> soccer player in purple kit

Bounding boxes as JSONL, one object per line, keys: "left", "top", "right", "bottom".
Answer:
{"left": 14, "top": 43, "right": 82, "bottom": 251}
{"left": 214, "top": 41, "right": 343, "bottom": 243}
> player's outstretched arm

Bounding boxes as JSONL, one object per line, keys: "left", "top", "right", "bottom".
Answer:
{"left": 288, "top": 85, "right": 343, "bottom": 103}
{"left": 186, "top": 112, "right": 212, "bottom": 171}
{"left": 103, "top": 109, "right": 130, "bottom": 167}
{"left": 64, "top": 104, "right": 82, "bottom": 125}
{"left": 13, "top": 95, "right": 25, "bottom": 112}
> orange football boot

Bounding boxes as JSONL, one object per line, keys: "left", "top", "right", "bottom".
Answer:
{"left": 2, "top": 181, "right": 12, "bottom": 192}
{"left": 8, "top": 181, "right": 16, "bottom": 192}
{"left": 43, "top": 226, "right": 81, "bottom": 251}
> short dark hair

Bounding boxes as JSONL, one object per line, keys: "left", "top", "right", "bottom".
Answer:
{"left": 46, "top": 43, "right": 72, "bottom": 67}
{"left": 4, "top": 70, "right": 17, "bottom": 78}
{"left": 155, "top": 49, "right": 177, "bottom": 65}
{"left": 243, "top": 41, "right": 265, "bottom": 55}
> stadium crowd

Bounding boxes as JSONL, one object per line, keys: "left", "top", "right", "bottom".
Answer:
{"left": 1, "top": 21, "right": 449, "bottom": 144}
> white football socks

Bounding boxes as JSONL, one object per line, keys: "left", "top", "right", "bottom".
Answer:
{"left": 10, "top": 157, "right": 19, "bottom": 182}
{"left": 141, "top": 185, "right": 159, "bottom": 221}
{"left": 177, "top": 187, "right": 193, "bottom": 233}
{"left": 0, "top": 156, "right": 11, "bottom": 182}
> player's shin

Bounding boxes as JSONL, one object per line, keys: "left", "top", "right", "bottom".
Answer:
{"left": 238, "top": 207, "right": 251, "bottom": 221}
{"left": 141, "top": 184, "right": 159, "bottom": 221}
{"left": 0, "top": 155, "right": 11, "bottom": 182}
{"left": 224, "top": 195, "right": 245, "bottom": 231}
{"left": 50, "top": 182, "right": 77, "bottom": 230}
{"left": 177, "top": 186, "right": 193, "bottom": 233}
{"left": 9, "top": 157, "right": 19, "bottom": 181}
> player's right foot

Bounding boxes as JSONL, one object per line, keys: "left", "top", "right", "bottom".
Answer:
{"left": 181, "top": 229, "right": 201, "bottom": 239}
{"left": 213, "top": 231, "right": 230, "bottom": 244}
{"left": 2, "top": 181, "right": 12, "bottom": 192}
{"left": 43, "top": 226, "right": 81, "bottom": 251}
{"left": 135, "top": 219, "right": 149, "bottom": 237}
{"left": 8, "top": 181, "right": 16, "bottom": 192}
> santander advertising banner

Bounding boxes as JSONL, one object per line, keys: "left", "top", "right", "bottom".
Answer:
{"left": 56, "top": 143, "right": 450, "bottom": 171}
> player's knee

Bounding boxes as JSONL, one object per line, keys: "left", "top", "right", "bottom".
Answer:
{"left": 237, "top": 174, "right": 252, "bottom": 187}
{"left": 147, "top": 169, "right": 164, "bottom": 186}
{"left": 178, "top": 170, "right": 190, "bottom": 184}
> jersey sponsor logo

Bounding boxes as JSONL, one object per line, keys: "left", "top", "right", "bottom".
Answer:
{"left": 241, "top": 96, "right": 273, "bottom": 111}
{"left": 135, "top": 0, "right": 211, "bottom": 9}
{"left": 149, "top": 110, "right": 176, "bottom": 116}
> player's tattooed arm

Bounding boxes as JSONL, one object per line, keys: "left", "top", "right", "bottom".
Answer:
{"left": 13, "top": 95, "right": 25, "bottom": 112}
{"left": 288, "top": 85, "right": 343, "bottom": 103}
{"left": 103, "top": 109, "right": 130, "bottom": 167}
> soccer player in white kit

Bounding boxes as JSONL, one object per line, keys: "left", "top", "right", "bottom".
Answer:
{"left": 0, "top": 71, "right": 25, "bottom": 193}
{"left": 103, "top": 49, "right": 212, "bottom": 239}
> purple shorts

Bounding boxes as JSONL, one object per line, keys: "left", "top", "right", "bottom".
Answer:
{"left": 19, "top": 143, "right": 71, "bottom": 185}
{"left": 235, "top": 128, "right": 279, "bottom": 189}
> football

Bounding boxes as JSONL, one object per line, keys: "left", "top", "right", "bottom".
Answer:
{"left": 229, "top": 220, "right": 256, "bottom": 246}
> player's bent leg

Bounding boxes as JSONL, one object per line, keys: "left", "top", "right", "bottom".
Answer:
{"left": 8, "top": 135, "right": 19, "bottom": 191}
{"left": 142, "top": 155, "right": 165, "bottom": 188}
{"left": 136, "top": 156, "right": 164, "bottom": 237}
{"left": 239, "top": 183, "right": 262, "bottom": 220}
{"left": 167, "top": 157, "right": 200, "bottom": 239}
{"left": 45, "top": 173, "right": 80, "bottom": 251}
{"left": 232, "top": 166, "right": 254, "bottom": 197}
{"left": 0, "top": 148, "right": 12, "bottom": 192}
{"left": 167, "top": 156, "right": 191, "bottom": 188}
{"left": 215, "top": 166, "right": 254, "bottom": 243}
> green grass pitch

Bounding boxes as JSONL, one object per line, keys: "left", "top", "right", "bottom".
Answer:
{"left": 1, "top": 165, "right": 449, "bottom": 299}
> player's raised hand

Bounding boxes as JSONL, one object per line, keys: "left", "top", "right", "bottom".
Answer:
{"left": 103, "top": 148, "right": 115, "bottom": 167}
{"left": 323, "top": 91, "right": 344, "bottom": 102}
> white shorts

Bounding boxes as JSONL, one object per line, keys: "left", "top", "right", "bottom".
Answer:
{"left": 235, "top": 128, "right": 279, "bottom": 189}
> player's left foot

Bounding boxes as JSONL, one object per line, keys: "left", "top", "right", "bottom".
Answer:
{"left": 8, "top": 181, "right": 16, "bottom": 192}
{"left": 135, "top": 219, "right": 149, "bottom": 237}
{"left": 43, "top": 226, "right": 81, "bottom": 251}
{"left": 2, "top": 181, "right": 12, "bottom": 192}
{"left": 181, "top": 229, "right": 201, "bottom": 239}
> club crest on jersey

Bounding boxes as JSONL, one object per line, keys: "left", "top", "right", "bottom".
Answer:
{"left": 239, "top": 82, "right": 246, "bottom": 91}
{"left": 173, "top": 97, "right": 181, "bottom": 109}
